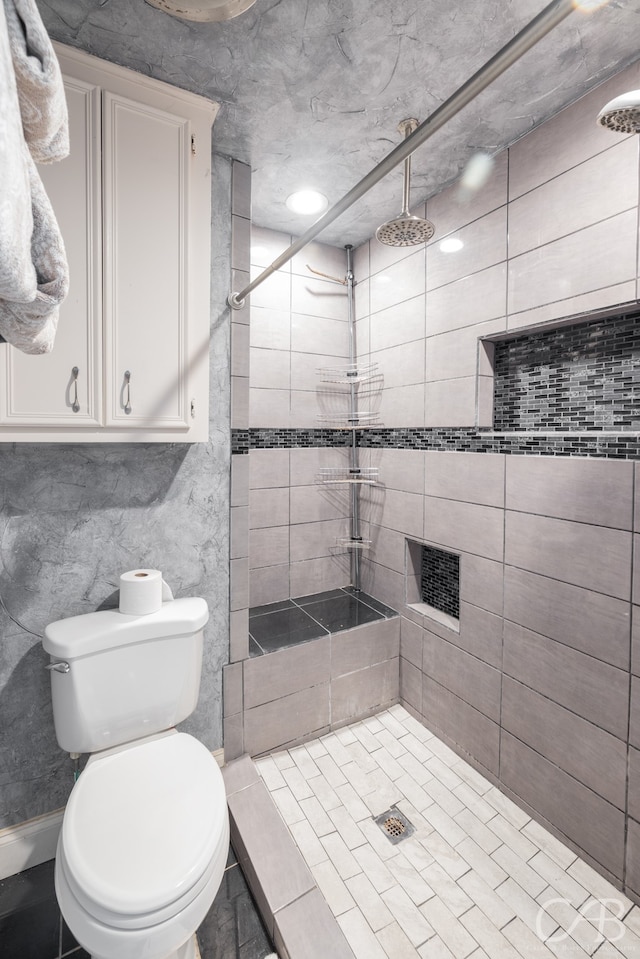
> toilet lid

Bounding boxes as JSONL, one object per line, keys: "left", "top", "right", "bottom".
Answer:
{"left": 62, "top": 732, "right": 227, "bottom": 918}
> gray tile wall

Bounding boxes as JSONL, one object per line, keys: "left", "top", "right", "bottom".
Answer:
{"left": 247, "top": 233, "right": 353, "bottom": 604}
{"left": 223, "top": 617, "right": 400, "bottom": 761}
{"left": 386, "top": 449, "right": 639, "bottom": 901}
{"left": 351, "top": 58, "right": 640, "bottom": 904}
{"left": 0, "top": 153, "right": 233, "bottom": 830}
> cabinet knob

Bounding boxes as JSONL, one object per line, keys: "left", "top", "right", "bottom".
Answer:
{"left": 123, "top": 370, "right": 132, "bottom": 415}
{"left": 71, "top": 367, "right": 80, "bottom": 413}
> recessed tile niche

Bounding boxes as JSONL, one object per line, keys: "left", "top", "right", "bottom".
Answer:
{"left": 493, "top": 308, "right": 640, "bottom": 432}
{"left": 406, "top": 540, "right": 460, "bottom": 631}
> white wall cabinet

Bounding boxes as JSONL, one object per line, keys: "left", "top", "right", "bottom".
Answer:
{"left": 0, "top": 44, "right": 218, "bottom": 442}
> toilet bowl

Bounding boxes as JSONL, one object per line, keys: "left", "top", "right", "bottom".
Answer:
{"left": 54, "top": 730, "right": 229, "bottom": 959}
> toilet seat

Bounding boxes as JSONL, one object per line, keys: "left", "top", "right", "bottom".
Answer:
{"left": 60, "top": 731, "right": 228, "bottom": 927}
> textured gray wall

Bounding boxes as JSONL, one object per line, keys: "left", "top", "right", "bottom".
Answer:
{"left": 36, "top": 0, "right": 640, "bottom": 247}
{"left": 0, "top": 152, "right": 231, "bottom": 830}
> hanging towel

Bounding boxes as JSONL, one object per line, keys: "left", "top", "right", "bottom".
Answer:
{"left": 3, "top": 0, "right": 69, "bottom": 163}
{"left": 0, "top": 0, "right": 37, "bottom": 304}
{"left": 0, "top": 146, "right": 69, "bottom": 354}
{"left": 0, "top": 0, "right": 69, "bottom": 353}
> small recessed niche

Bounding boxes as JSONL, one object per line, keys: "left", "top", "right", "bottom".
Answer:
{"left": 406, "top": 540, "right": 460, "bottom": 632}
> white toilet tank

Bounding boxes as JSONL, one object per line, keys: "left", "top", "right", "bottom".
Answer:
{"left": 43, "top": 598, "right": 209, "bottom": 754}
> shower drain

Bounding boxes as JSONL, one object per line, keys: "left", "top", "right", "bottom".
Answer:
{"left": 373, "top": 805, "right": 415, "bottom": 845}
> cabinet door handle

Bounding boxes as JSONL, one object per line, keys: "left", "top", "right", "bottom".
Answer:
{"left": 123, "top": 370, "right": 132, "bottom": 414}
{"left": 71, "top": 367, "right": 80, "bottom": 413}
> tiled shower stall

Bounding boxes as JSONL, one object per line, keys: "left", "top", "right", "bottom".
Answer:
{"left": 226, "top": 53, "right": 640, "bottom": 913}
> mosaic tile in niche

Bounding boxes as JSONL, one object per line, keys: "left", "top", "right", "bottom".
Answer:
{"left": 493, "top": 310, "right": 640, "bottom": 432}
{"left": 420, "top": 545, "right": 460, "bottom": 619}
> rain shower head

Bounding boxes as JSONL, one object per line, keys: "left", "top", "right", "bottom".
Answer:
{"left": 376, "top": 119, "right": 435, "bottom": 247}
{"left": 376, "top": 214, "right": 435, "bottom": 246}
{"left": 597, "top": 90, "right": 640, "bottom": 133}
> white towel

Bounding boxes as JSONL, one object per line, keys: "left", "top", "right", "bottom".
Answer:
{"left": 0, "top": 0, "right": 36, "bottom": 304}
{"left": 3, "top": 0, "right": 69, "bottom": 163}
{"left": 0, "top": 0, "right": 69, "bottom": 353}
{"left": 0, "top": 146, "right": 69, "bottom": 354}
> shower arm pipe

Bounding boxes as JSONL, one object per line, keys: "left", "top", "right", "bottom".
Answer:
{"left": 399, "top": 118, "right": 419, "bottom": 216}
{"left": 228, "top": 0, "right": 579, "bottom": 309}
{"left": 401, "top": 153, "right": 413, "bottom": 216}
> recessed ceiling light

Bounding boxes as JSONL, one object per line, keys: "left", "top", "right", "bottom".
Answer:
{"left": 572, "top": 0, "right": 610, "bottom": 12}
{"left": 439, "top": 238, "right": 464, "bottom": 253}
{"left": 145, "top": 0, "right": 257, "bottom": 22}
{"left": 285, "top": 190, "right": 329, "bottom": 215}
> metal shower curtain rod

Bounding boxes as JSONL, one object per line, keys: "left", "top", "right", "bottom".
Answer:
{"left": 228, "top": 0, "right": 584, "bottom": 310}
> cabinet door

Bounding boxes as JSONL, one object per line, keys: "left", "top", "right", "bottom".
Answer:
{"left": 102, "top": 92, "right": 191, "bottom": 429}
{"left": 0, "top": 78, "right": 102, "bottom": 427}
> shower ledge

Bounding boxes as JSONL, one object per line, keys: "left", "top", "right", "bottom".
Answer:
{"left": 222, "top": 755, "right": 355, "bottom": 959}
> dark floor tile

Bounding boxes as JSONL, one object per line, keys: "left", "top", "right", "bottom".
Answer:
{"left": 0, "top": 859, "right": 61, "bottom": 959}
{"left": 62, "top": 949, "right": 89, "bottom": 958}
{"left": 197, "top": 861, "right": 273, "bottom": 959}
{"left": 199, "top": 897, "right": 240, "bottom": 959}
{"left": 0, "top": 896, "right": 60, "bottom": 959}
{"left": 249, "top": 599, "right": 294, "bottom": 618}
{"left": 344, "top": 587, "right": 398, "bottom": 618}
{"left": 62, "top": 917, "right": 79, "bottom": 954}
{"left": 303, "top": 594, "right": 384, "bottom": 632}
{"left": 239, "top": 934, "right": 274, "bottom": 959}
{"left": 236, "top": 889, "right": 271, "bottom": 948}
{"left": 223, "top": 861, "right": 249, "bottom": 902}
{"left": 248, "top": 605, "right": 328, "bottom": 653}
{"left": 293, "top": 588, "right": 348, "bottom": 606}
{"left": 0, "top": 859, "right": 56, "bottom": 918}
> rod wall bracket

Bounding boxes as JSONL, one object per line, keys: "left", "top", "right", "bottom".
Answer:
{"left": 228, "top": 292, "right": 246, "bottom": 310}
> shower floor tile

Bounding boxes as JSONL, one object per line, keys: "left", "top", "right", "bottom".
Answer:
{"left": 256, "top": 705, "right": 640, "bottom": 959}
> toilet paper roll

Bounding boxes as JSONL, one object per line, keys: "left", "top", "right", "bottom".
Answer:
{"left": 119, "top": 569, "right": 166, "bottom": 616}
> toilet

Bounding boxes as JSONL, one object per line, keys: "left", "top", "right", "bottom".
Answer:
{"left": 43, "top": 596, "right": 229, "bottom": 959}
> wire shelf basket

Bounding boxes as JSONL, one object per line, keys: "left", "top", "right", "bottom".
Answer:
{"left": 317, "top": 411, "right": 381, "bottom": 428}
{"left": 319, "top": 467, "right": 379, "bottom": 485}
{"left": 336, "top": 537, "right": 372, "bottom": 550}
{"left": 316, "top": 362, "right": 379, "bottom": 384}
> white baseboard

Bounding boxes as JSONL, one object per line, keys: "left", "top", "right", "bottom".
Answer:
{"left": 0, "top": 808, "right": 64, "bottom": 880}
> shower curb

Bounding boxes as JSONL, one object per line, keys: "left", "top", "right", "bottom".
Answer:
{"left": 222, "top": 756, "right": 355, "bottom": 959}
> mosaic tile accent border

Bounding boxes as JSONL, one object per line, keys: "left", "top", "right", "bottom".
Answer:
{"left": 232, "top": 427, "right": 640, "bottom": 458}
{"left": 421, "top": 545, "right": 460, "bottom": 619}
{"left": 232, "top": 428, "right": 351, "bottom": 454}
{"left": 357, "top": 428, "right": 640, "bottom": 458}
{"left": 494, "top": 310, "right": 640, "bottom": 432}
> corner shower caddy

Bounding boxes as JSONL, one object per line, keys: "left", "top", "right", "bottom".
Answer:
{"left": 308, "top": 246, "right": 382, "bottom": 591}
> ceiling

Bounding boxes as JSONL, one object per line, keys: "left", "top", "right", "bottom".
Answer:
{"left": 38, "top": 0, "right": 640, "bottom": 247}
